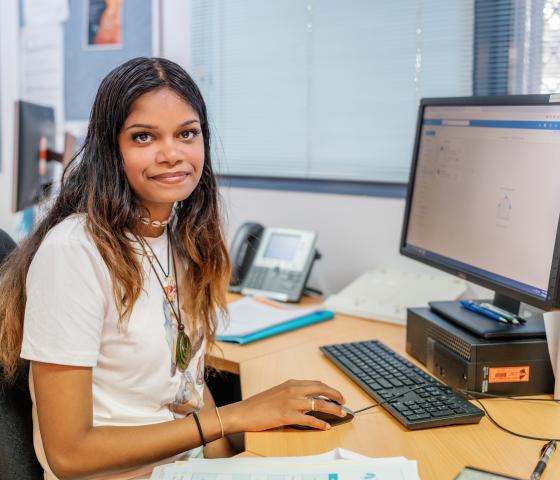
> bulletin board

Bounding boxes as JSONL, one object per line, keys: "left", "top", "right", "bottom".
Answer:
{"left": 64, "top": 0, "right": 154, "bottom": 121}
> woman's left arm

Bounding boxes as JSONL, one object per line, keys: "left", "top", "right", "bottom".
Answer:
{"left": 202, "top": 384, "right": 236, "bottom": 458}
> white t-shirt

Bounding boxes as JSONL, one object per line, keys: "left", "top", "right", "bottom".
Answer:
{"left": 21, "top": 214, "right": 206, "bottom": 479}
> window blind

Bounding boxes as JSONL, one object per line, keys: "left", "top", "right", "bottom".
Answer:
{"left": 540, "top": 0, "right": 560, "bottom": 93}
{"left": 475, "top": 0, "right": 560, "bottom": 96}
{"left": 190, "top": 1, "right": 474, "bottom": 183}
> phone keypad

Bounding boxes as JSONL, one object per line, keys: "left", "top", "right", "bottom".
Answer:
{"left": 244, "top": 267, "right": 303, "bottom": 294}
{"left": 245, "top": 267, "right": 268, "bottom": 288}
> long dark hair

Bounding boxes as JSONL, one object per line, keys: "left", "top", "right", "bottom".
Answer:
{"left": 0, "top": 57, "right": 230, "bottom": 381}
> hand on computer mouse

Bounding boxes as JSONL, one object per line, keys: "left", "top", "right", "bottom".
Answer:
{"left": 290, "top": 396, "right": 355, "bottom": 430}
{"left": 220, "top": 379, "right": 347, "bottom": 431}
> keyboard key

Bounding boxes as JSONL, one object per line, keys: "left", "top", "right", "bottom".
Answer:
{"left": 432, "top": 409, "right": 454, "bottom": 417}
{"left": 377, "top": 390, "right": 392, "bottom": 399}
{"left": 377, "top": 379, "right": 393, "bottom": 389}
{"left": 408, "top": 413, "right": 432, "bottom": 421}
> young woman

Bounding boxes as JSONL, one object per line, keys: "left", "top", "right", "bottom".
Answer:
{"left": 0, "top": 57, "right": 347, "bottom": 479}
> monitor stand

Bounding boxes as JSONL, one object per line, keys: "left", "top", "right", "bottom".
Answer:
{"left": 429, "top": 293, "right": 545, "bottom": 339}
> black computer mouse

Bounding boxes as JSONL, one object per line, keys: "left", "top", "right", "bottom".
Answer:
{"left": 289, "top": 397, "right": 355, "bottom": 430}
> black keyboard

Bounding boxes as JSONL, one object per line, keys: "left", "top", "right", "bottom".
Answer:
{"left": 320, "top": 340, "right": 484, "bottom": 430}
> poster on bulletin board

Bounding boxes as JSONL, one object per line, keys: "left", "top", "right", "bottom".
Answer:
{"left": 86, "top": 0, "right": 122, "bottom": 48}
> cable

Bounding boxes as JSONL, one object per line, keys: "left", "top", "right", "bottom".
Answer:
{"left": 353, "top": 401, "right": 381, "bottom": 415}
{"left": 353, "top": 385, "right": 426, "bottom": 414}
{"left": 459, "top": 389, "right": 560, "bottom": 403}
{"left": 303, "top": 286, "right": 323, "bottom": 297}
{"left": 458, "top": 389, "right": 560, "bottom": 442}
{"left": 354, "top": 386, "right": 560, "bottom": 442}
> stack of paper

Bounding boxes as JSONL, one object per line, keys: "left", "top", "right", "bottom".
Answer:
{"left": 150, "top": 448, "right": 420, "bottom": 479}
{"left": 217, "top": 296, "right": 334, "bottom": 344}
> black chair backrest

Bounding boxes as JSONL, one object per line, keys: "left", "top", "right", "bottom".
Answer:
{"left": 0, "top": 229, "right": 16, "bottom": 266}
{"left": 0, "top": 362, "right": 43, "bottom": 479}
{"left": 0, "top": 229, "right": 43, "bottom": 479}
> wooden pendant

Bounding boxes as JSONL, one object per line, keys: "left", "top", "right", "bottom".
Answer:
{"left": 175, "top": 330, "right": 192, "bottom": 371}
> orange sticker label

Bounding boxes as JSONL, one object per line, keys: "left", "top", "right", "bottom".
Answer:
{"left": 488, "top": 366, "right": 530, "bottom": 383}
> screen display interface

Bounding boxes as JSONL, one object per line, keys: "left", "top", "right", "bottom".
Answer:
{"left": 264, "top": 234, "right": 300, "bottom": 261}
{"left": 406, "top": 104, "right": 560, "bottom": 299}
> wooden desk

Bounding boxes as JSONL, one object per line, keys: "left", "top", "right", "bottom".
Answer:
{"left": 207, "top": 295, "right": 344, "bottom": 374}
{"left": 237, "top": 314, "right": 560, "bottom": 479}
{"left": 207, "top": 315, "right": 345, "bottom": 374}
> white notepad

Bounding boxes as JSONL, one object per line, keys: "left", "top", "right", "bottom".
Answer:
{"left": 216, "top": 296, "right": 334, "bottom": 344}
{"left": 325, "top": 268, "right": 466, "bottom": 325}
{"left": 217, "top": 296, "right": 319, "bottom": 337}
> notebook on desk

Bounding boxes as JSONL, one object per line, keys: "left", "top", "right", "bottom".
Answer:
{"left": 217, "top": 296, "right": 334, "bottom": 344}
{"left": 325, "top": 268, "right": 466, "bottom": 325}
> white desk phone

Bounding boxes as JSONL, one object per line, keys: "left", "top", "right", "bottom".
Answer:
{"left": 228, "top": 222, "right": 319, "bottom": 302}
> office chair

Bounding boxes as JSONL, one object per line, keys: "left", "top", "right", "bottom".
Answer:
{"left": 0, "top": 228, "right": 16, "bottom": 264}
{"left": 0, "top": 229, "right": 43, "bottom": 479}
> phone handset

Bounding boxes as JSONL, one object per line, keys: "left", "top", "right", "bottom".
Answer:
{"left": 229, "top": 222, "right": 265, "bottom": 292}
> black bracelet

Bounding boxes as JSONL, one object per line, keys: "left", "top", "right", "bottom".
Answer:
{"left": 191, "top": 412, "right": 207, "bottom": 446}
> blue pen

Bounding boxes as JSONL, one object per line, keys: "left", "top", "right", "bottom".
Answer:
{"left": 460, "top": 300, "right": 509, "bottom": 324}
{"left": 479, "top": 302, "right": 522, "bottom": 324}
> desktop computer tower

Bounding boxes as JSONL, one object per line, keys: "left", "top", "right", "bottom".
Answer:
{"left": 406, "top": 307, "right": 554, "bottom": 396}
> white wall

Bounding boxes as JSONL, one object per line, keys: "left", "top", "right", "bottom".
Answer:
{"left": 0, "top": 0, "right": 21, "bottom": 238}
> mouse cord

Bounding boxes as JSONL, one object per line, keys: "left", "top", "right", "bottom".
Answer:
{"left": 356, "top": 386, "right": 560, "bottom": 442}
{"left": 459, "top": 389, "right": 560, "bottom": 403}
{"left": 353, "top": 385, "right": 426, "bottom": 414}
{"left": 459, "top": 389, "right": 560, "bottom": 442}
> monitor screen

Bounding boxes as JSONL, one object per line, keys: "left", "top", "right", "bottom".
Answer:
{"left": 12, "top": 101, "right": 56, "bottom": 212}
{"left": 401, "top": 96, "right": 560, "bottom": 311}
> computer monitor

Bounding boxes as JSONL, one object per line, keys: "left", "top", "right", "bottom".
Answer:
{"left": 12, "top": 101, "right": 56, "bottom": 213}
{"left": 400, "top": 95, "right": 560, "bottom": 325}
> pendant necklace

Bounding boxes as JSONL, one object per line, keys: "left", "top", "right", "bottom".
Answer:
{"left": 142, "top": 230, "right": 175, "bottom": 301}
{"left": 135, "top": 230, "right": 192, "bottom": 372}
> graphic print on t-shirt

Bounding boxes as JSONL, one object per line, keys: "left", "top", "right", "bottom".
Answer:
{"left": 162, "top": 295, "right": 204, "bottom": 415}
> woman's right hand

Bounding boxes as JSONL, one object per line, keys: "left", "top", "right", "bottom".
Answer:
{"left": 221, "top": 379, "right": 348, "bottom": 432}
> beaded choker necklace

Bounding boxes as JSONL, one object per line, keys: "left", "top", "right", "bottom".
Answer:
{"left": 138, "top": 217, "right": 171, "bottom": 229}
{"left": 135, "top": 231, "right": 192, "bottom": 372}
